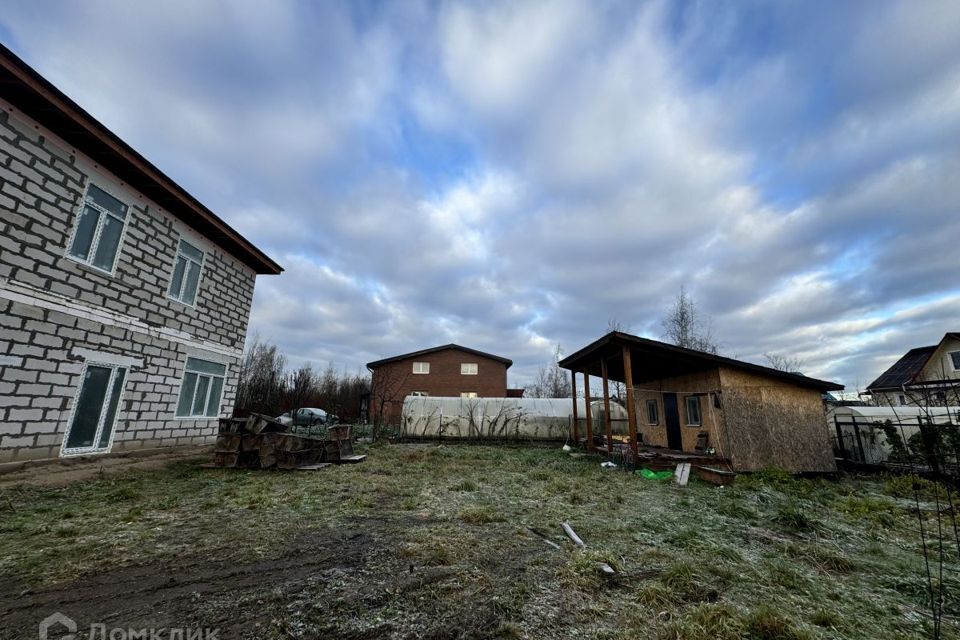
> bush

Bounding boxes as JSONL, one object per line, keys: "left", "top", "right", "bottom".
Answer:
{"left": 885, "top": 474, "right": 939, "bottom": 500}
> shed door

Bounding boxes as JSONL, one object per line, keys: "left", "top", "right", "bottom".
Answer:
{"left": 663, "top": 393, "right": 683, "bottom": 450}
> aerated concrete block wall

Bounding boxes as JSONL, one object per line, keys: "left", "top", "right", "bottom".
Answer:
{"left": 0, "top": 102, "right": 258, "bottom": 463}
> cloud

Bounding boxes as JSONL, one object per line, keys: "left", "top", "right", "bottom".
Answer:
{"left": 3, "top": 0, "right": 959, "bottom": 391}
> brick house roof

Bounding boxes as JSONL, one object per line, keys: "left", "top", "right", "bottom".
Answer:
{"left": 366, "top": 344, "right": 513, "bottom": 369}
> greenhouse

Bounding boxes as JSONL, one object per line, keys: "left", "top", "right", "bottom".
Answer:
{"left": 828, "top": 405, "right": 960, "bottom": 467}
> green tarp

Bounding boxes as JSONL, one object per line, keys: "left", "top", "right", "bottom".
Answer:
{"left": 636, "top": 468, "right": 673, "bottom": 480}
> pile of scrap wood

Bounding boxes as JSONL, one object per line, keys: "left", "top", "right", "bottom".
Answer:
{"left": 213, "top": 413, "right": 366, "bottom": 469}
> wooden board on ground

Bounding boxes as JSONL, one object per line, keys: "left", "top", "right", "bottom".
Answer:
{"left": 295, "top": 463, "right": 332, "bottom": 470}
{"left": 338, "top": 455, "right": 367, "bottom": 464}
{"left": 674, "top": 462, "right": 691, "bottom": 486}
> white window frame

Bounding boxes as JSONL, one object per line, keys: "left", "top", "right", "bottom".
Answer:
{"left": 65, "top": 181, "right": 131, "bottom": 276}
{"left": 60, "top": 361, "right": 128, "bottom": 457}
{"left": 950, "top": 351, "right": 960, "bottom": 371}
{"left": 410, "top": 391, "right": 429, "bottom": 397}
{"left": 412, "top": 362, "right": 430, "bottom": 374}
{"left": 167, "top": 237, "right": 206, "bottom": 306}
{"left": 461, "top": 362, "right": 478, "bottom": 375}
{"left": 175, "top": 357, "right": 227, "bottom": 419}
{"left": 461, "top": 392, "right": 478, "bottom": 399}
{"left": 685, "top": 395, "right": 702, "bottom": 427}
{"left": 646, "top": 399, "right": 659, "bottom": 425}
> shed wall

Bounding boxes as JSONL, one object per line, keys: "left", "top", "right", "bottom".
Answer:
{"left": 633, "top": 369, "right": 724, "bottom": 453}
{"left": 719, "top": 367, "right": 835, "bottom": 473}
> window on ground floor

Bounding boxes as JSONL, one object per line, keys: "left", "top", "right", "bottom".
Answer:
{"left": 646, "top": 399, "right": 658, "bottom": 425}
{"left": 461, "top": 392, "right": 478, "bottom": 399}
{"left": 410, "top": 391, "right": 429, "bottom": 397}
{"left": 685, "top": 395, "right": 701, "bottom": 426}
{"left": 63, "top": 362, "right": 127, "bottom": 455}
{"left": 176, "top": 357, "right": 226, "bottom": 418}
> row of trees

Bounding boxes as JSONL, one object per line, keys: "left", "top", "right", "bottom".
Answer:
{"left": 233, "top": 337, "right": 370, "bottom": 421}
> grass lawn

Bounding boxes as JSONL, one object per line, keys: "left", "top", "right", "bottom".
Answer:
{"left": 0, "top": 443, "right": 957, "bottom": 639}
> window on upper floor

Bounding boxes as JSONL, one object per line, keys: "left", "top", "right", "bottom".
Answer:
{"left": 412, "top": 362, "right": 430, "bottom": 374}
{"left": 950, "top": 351, "right": 960, "bottom": 371}
{"left": 898, "top": 394, "right": 908, "bottom": 406}
{"left": 176, "top": 357, "right": 226, "bottom": 418}
{"left": 168, "top": 238, "right": 205, "bottom": 305}
{"left": 67, "top": 183, "right": 129, "bottom": 273}
{"left": 461, "top": 363, "right": 478, "bottom": 375}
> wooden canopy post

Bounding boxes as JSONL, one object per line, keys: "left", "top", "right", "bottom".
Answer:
{"left": 601, "top": 358, "right": 613, "bottom": 455}
{"left": 570, "top": 370, "right": 579, "bottom": 445}
{"left": 622, "top": 346, "right": 639, "bottom": 456}
{"left": 582, "top": 371, "right": 594, "bottom": 450}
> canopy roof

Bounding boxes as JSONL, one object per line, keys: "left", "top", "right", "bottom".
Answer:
{"left": 0, "top": 43, "right": 281, "bottom": 275}
{"left": 559, "top": 331, "right": 843, "bottom": 392}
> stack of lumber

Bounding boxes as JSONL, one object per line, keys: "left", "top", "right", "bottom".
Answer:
{"left": 213, "top": 414, "right": 365, "bottom": 469}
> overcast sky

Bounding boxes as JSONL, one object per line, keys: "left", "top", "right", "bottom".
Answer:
{"left": 3, "top": 1, "right": 959, "bottom": 391}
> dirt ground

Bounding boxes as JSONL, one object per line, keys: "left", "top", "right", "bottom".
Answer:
{"left": 0, "top": 444, "right": 957, "bottom": 639}
{"left": 0, "top": 446, "right": 212, "bottom": 488}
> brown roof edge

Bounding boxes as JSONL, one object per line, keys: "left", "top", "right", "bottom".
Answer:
{"left": 367, "top": 344, "right": 513, "bottom": 369}
{"left": 559, "top": 331, "right": 844, "bottom": 392}
{"left": 0, "top": 42, "right": 282, "bottom": 275}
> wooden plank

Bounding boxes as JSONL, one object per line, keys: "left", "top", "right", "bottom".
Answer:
{"left": 674, "top": 462, "right": 691, "bottom": 487}
{"left": 338, "top": 454, "right": 367, "bottom": 464}
{"left": 582, "top": 370, "right": 594, "bottom": 451}
{"left": 561, "top": 522, "right": 586, "bottom": 548}
{"left": 601, "top": 359, "right": 613, "bottom": 455}
{"left": 570, "top": 370, "right": 579, "bottom": 445}
{"left": 622, "top": 346, "right": 639, "bottom": 456}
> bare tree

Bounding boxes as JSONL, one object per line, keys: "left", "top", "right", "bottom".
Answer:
{"left": 234, "top": 336, "right": 370, "bottom": 422}
{"left": 661, "top": 285, "right": 718, "bottom": 354}
{"left": 764, "top": 353, "right": 805, "bottom": 373}
{"left": 235, "top": 335, "right": 287, "bottom": 416}
{"left": 370, "top": 365, "right": 411, "bottom": 440}
{"left": 526, "top": 344, "right": 572, "bottom": 398}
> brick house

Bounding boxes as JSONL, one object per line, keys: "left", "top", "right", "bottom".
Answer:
{"left": 866, "top": 332, "right": 960, "bottom": 408}
{"left": 367, "top": 344, "right": 512, "bottom": 425}
{"left": 0, "top": 45, "right": 281, "bottom": 463}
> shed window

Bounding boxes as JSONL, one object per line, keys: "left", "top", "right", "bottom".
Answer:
{"left": 950, "top": 351, "right": 960, "bottom": 371}
{"left": 176, "top": 357, "right": 226, "bottom": 418}
{"left": 461, "top": 363, "right": 478, "bottom": 375}
{"left": 168, "top": 239, "right": 205, "bottom": 305}
{"left": 685, "top": 396, "right": 701, "bottom": 426}
{"left": 67, "top": 183, "right": 129, "bottom": 273}
{"left": 646, "top": 399, "right": 658, "bottom": 425}
{"left": 412, "top": 362, "right": 430, "bottom": 374}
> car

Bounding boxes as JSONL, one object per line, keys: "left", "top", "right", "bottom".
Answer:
{"left": 276, "top": 407, "right": 335, "bottom": 427}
